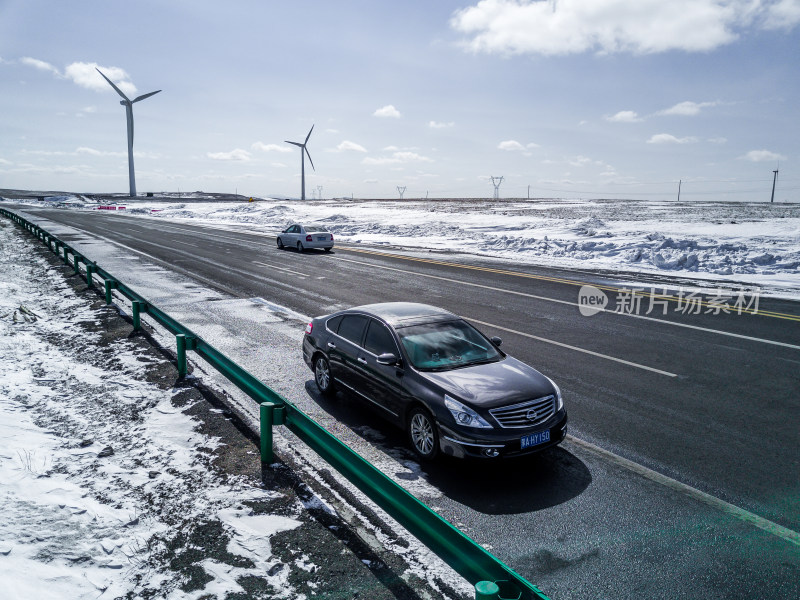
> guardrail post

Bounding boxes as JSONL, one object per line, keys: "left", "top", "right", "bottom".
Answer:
{"left": 104, "top": 279, "right": 118, "bottom": 304}
{"left": 260, "top": 402, "right": 276, "bottom": 463}
{"left": 475, "top": 582, "right": 500, "bottom": 600}
{"left": 73, "top": 253, "right": 82, "bottom": 275}
{"left": 132, "top": 300, "right": 143, "bottom": 330}
{"left": 176, "top": 334, "right": 188, "bottom": 377}
{"left": 86, "top": 263, "right": 95, "bottom": 286}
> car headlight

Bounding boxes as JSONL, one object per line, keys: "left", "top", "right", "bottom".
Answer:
{"left": 444, "top": 395, "right": 493, "bottom": 429}
{"left": 546, "top": 377, "right": 564, "bottom": 411}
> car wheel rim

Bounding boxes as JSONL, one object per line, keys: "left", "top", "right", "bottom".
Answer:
{"left": 411, "top": 413, "right": 434, "bottom": 455}
{"left": 316, "top": 359, "right": 330, "bottom": 390}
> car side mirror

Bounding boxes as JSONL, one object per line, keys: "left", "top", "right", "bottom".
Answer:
{"left": 377, "top": 352, "right": 398, "bottom": 366}
{"left": 490, "top": 336, "right": 503, "bottom": 347}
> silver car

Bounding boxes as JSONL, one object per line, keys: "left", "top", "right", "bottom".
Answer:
{"left": 277, "top": 224, "right": 334, "bottom": 252}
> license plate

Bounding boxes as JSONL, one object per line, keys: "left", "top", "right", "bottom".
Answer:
{"left": 317, "top": 236, "right": 327, "bottom": 241}
{"left": 521, "top": 430, "right": 550, "bottom": 449}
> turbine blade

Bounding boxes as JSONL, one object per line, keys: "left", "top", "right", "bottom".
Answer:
{"left": 305, "top": 124, "right": 314, "bottom": 144}
{"left": 305, "top": 147, "right": 315, "bottom": 171}
{"left": 132, "top": 89, "right": 161, "bottom": 103}
{"left": 95, "top": 68, "right": 130, "bottom": 102}
{"left": 285, "top": 141, "right": 303, "bottom": 148}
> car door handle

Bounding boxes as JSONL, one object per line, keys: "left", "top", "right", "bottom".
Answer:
{"left": 357, "top": 357, "right": 368, "bottom": 365}
{"left": 327, "top": 342, "right": 336, "bottom": 349}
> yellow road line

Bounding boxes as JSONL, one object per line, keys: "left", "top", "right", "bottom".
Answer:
{"left": 339, "top": 246, "right": 800, "bottom": 322}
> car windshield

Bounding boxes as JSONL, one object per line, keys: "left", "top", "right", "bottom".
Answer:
{"left": 397, "top": 319, "right": 502, "bottom": 371}
{"left": 305, "top": 226, "right": 327, "bottom": 233}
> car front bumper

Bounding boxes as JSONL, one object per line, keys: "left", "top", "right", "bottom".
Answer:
{"left": 437, "top": 408, "right": 568, "bottom": 459}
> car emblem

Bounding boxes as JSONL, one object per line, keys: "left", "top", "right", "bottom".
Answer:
{"left": 526, "top": 409, "right": 538, "bottom": 421}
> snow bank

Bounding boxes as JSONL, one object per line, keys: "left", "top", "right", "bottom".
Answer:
{"left": 51, "top": 196, "right": 797, "bottom": 297}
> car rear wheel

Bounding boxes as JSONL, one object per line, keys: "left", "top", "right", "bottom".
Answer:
{"left": 277, "top": 237, "right": 284, "bottom": 249}
{"left": 408, "top": 407, "right": 439, "bottom": 460}
{"left": 297, "top": 242, "right": 304, "bottom": 253}
{"left": 314, "top": 355, "right": 335, "bottom": 397}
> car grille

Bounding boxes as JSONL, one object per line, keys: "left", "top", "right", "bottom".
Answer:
{"left": 489, "top": 395, "right": 556, "bottom": 428}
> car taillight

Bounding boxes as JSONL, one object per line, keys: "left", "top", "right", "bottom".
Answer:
{"left": 304, "top": 322, "right": 313, "bottom": 334}
{"left": 330, "top": 234, "right": 334, "bottom": 241}
{"left": 306, "top": 235, "right": 312, "bottom": 242}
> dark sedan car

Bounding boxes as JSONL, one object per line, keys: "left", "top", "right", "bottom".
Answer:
{"left": 302, "top": 302, "right": 567, "bottom": 460}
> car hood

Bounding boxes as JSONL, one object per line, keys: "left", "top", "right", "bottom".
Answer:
{"left": 418, "top": 357, "right": 555, "bottom": 409}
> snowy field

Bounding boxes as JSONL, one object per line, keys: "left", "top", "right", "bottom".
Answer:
{"left": 0, "top": 220, "right": 329, "bottom": 599}
{"left": 8, "top": 194, "right": 799, "bottom": 298}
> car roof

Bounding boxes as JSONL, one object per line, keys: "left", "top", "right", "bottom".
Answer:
{"left": 341, "top": 302, "right": 459, "bottom": 328}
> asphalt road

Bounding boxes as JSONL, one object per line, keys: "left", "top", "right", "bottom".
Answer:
{"left": 11, "top": 205, "right": 800, "bottom": 599}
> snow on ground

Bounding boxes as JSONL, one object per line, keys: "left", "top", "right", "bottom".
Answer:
{"left": 0, "top": 220, "right": 317, "bottom": 599}
{"left": 11, "top": 195, "right": 797, "bottom": 297}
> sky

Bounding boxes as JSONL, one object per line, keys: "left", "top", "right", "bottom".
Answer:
{"left": 1, "top": 0, "right": 798, "bottom": 201}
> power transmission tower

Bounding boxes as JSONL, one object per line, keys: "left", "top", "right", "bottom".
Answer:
{"left": 397, "top": 186, "right": 406, "bottom": 200}
{"left": 491, "top": 176, "right": 504, "bottom": 200}
{"left": 770, "top": 169, "right": 779, "bottom": 203}
{"left": 317, "top": 185, "right": 323, "bottom": 200}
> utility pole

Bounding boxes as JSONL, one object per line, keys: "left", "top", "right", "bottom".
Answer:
{"left": 770, "top": 169, "right": 778, "bottom": 203}
{"left": 527, "top": 184, "right": 530, "bottom": 200}
{"left": 317, "top": 185, "right": 323, "bottom": 200}
{"left": 491, "top": 176, "right": 504, "bottom": 200}
{"left": 677, "top": 179, "right": 681, "bottom": 202}
{"left": 397, "top": 186, "right": 406, "bottom": 200}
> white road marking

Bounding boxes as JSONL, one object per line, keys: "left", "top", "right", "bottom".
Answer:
{"left": 253, "top": 261, "right": 309, "bottom": 277}
{"left": 567, "top": 435, "right": 800, "bottom": 547}
{"left": 468, "top": 318, "right": 678, "bottom": 377}
{"left": 337, "top": 256, "right": 800, "bottom": 351}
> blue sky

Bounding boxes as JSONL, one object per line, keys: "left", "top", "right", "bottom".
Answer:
{"left": 1, "top": 0, "right": 798, "bottom": 201}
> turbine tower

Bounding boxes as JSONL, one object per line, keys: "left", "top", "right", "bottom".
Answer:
{"left": 285, "top": 125, "right": 315, "bottom": 200}
{"left": 96, "top": 68, "right": 161, "bottom": 197}
{"left": 491, "top": 175, "right": 504, "bottom": 200}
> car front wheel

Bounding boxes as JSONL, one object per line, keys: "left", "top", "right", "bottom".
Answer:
{"left": 314, "top": 355, "right": 335, "bottom": 397}
{"left": 277, "top": 237, "right": 284, "bottom": 249}
{"left": 408, "top": 407, "right": 439, "bottom": 460}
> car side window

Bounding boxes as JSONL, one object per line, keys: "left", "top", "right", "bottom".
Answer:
{"left": 290, "top": 225, "right": 299, "bottom": 233}
{"left": 326, "top": 315, "right": 343, "bottom": 333}
{"left": 364, "top": 320, "right": 397, "bottom": 356}
{"left": 337, "top": 315, "right": 368, "bottom": 346}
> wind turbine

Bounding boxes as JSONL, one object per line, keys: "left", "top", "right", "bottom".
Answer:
{"left": 285, "top": 125, "right": 315, "bottom": 200}
{"left": 96, "top": 68, "right": 161, "bottom": 197}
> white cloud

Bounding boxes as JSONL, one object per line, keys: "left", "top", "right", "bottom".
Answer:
{"left": 606, "top": 110, "right": 642, "bottom": 123}
{"left": 20, "top": 57, "right": 60, "bottom": 75}
{"left": 742, "top": 149, "right": 786, "bottom": 162}
{"left": 708, "top": 137, "right": 728, "bottom": 144}
{"left": 207, "top": 149, "right": 251, "bottom": 161}
{"left": 498, "top": 140, "right": 525, "bottom": 151}
{"left": 331, "top": 140, "right": 367, "bottom": 153}
{"left": 373, "top": 105, "right": 401, "bottom": 118}
{"left": 18, "top": 58, "right": 139, "bottom": 96}
{"left": 252, "top": 142, "right": 292, "bottom": 153}
{"left": 362, "top": 151, "right": 432, "bottom": 165}
{"left": 761, "top": 0, "right": 800, "bottom": 30}
{"left": 450, "top": 0, "right": 800, "bottom": 56}
{"left": 429, "top": 120, "right": 455, "bottom": 128}
{"left": 647, "top": 133, "right": 698, "bottom": 144}
{"left": 65, "top": 62, "right": 137, "bottom": 96}
{"left": 0, "top": 158, "right": 12, "bottom": 165}
{"left": 658, "top": 100, "right": 719, "bottom": 116}
{"left": 498, "top": 140, "right": 539, "bottom": 152}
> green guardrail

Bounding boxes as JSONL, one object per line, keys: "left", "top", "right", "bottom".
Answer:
{"left": 0, "top": 207, "right": 551, "bottom": 600}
